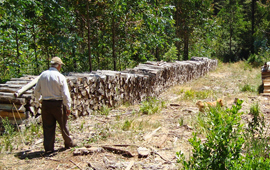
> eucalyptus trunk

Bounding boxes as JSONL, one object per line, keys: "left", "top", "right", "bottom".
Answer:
{"left": 183, "top": 29, "right": 189, "bottom": 60}
{"left": 251, "top": 0, "right": 255, "bottom": 54}
{"left": 87, "top": 1, "right": 92, "bottom": 72}
{"left": 15, "top": 29, "right": 20, "bottom": 74}
{"left": 112, "top": 15, "right": 116, "bottom": 71}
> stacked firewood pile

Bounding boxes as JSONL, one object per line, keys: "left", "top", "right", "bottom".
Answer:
{"left": 261, "top": 62, "right": 270, "bottom": 94}
{"left": 0, "top": 76, "right": 38, "bottom": 132}
{"left": 0, "top": 57, "right": 217, "bottom": 129}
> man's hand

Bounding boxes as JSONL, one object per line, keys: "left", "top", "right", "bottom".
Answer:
{"left": 66, "top": 109, "right": 71, "bottom": 117}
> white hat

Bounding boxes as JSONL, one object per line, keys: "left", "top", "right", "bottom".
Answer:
{"left": 51, "top": 57, "right": 64, "bottom": 65}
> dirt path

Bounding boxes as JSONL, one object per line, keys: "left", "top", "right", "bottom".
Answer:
{"left": 1, "top": 62, "right": 269, "bottom": 170}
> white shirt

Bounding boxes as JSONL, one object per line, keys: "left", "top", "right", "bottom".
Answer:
{"left": 34, "top": 67, "right": 71, "bottom": 110}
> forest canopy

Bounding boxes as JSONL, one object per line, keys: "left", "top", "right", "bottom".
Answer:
{"left": 0, "top": 0, "right": 269, "bottom": 83}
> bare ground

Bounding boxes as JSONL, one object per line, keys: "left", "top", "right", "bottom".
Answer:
{"left": 1, "top": 61, "right": 270, "bottom": 170}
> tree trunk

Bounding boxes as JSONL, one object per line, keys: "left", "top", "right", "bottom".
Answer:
{"left": 87, "top": 1, "right": 92, "bottom": 72}
{"left": 155, "top": 0, "right": 159, "bottom": 61}
{"left": 15, "top": 29, "right": 20, "bottom": 74}
{"left": 46, "top": 46, "right": 50, "bottom": 69}
{"left": 183, "top": 29, "right": 189, "bottom": 60}
{"left": 33, "top": 24, "right": 38, "bottom": 74}
{"left": 112, "top": 15, "right": 116, "bottom": 71}
{"left": 230, "top": 14, "right": 232, "bottom": 59}
{"left": 251, "top": 0, "right": 255, "bottom": 54}
{"left": 175, "top": 1, "right": 181, "bottom": 61}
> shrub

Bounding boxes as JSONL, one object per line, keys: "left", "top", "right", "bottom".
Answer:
{"left": 240, "top": 84, "right": 256, "bottom": 92}
{"left": 177, "top": 99, "right": 245, "bottom": 169}
{"left": 163, "top": 44, "right": 178, "bottom": 62}
{"left": 177, "top": 99, "right": 270, "bottom": 169}
{"left": 122, "top": 120, "right": 132, "bottom": 131}
{"left": 247, "top": 50, "right": 270, "bottom": 67}
{"left": 99, "top": 105, "right": 111, "bottom": 116}
{"left": 139, "top": 97, "right": 164, "bottom": 115}
{"left": 1, "top": 117, "right": 16, "bottom": 152}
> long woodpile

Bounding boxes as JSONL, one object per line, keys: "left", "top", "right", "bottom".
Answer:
{"left": 0, "top": 57, "right": 217, "bottom": 130}
{"left": 261, "top": 62, "right": 270, "bottom": 94}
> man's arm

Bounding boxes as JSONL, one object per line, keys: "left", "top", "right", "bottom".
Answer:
{"left": 34, "top": 79, "right": 42, "bottom": 101}
{"left": 61, "top": 77, "right": 72, "bottom": 115}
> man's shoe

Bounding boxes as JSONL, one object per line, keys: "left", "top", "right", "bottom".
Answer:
{"left": 45, "top": 150, "right": 54, "bottom": 154}
{"left": 65, "top": 141, "right": 77, "bottom": 149}
{"left": 43, "top": 150, "right": 54, "bottom": 156}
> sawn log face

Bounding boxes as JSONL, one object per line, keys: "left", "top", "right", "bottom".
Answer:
{"left": 0, "top": 57, "right": 217, "bottom": 122}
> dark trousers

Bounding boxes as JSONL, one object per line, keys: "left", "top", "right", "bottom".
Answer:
{"left": 41, "top": 100, "right": 73, "bottom": 152}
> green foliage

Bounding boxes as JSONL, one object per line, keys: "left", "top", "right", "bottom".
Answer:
{"left": 122, "top": 120, "right": 133, "bottom": 131}
{"left": 246, "top": 102, "right": 265, "bottom": 139}
{"left": 163, "top": 44, "right": 178, "bottom": 62}
{"left": 233, "top": 154, "right": 270, "bottom": 170}
{"left": 177, "top": 99, "right": 270, "bottom": 169}
{"left": 235, "top": 102, "right": 270, "bottom": 169}
{"left": 2, "top": 117, "right": 15, "bottom": 136}
{"left": 240, "top": 84, "right": 256, "bottom": 92}
{"left": 183, "top": 89, "right": 213, "bottom": 100}
{"left": 30, "top": 123, "right": 41, "bottom": 136}
{"left": 99, "top": 105, "right": 111, "bottom": 116}
{"left": 183, "top": 90, "right": 195, "bottom": 100}
{"left": 0, "top": 0, "right": 269, "bottom": 81}
{"left": 247, "top": 51, "right": 270, "bottom": 67}
{"left": 139, "top": 97, "right": 164, "bottom": 115}
{"left": 80, "top": 120, "right": 85, "bottom": 130}
{"left": 85, "top": 125, "right": 110, "bottom": 144}
{"left": 178, "top": 117, "right": 184, "bottom": 127}
{"left": 177, "top": 99, "right": 245, "bottom": 169}
{"left": 1, "top": 117, "right": 16, "bottom": 152}
{"left": 214, "top": 0, "right": 250, "bottom": 62}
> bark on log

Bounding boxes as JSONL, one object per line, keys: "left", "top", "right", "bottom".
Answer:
{"left": 0, "top": 96, "right": 26, "bottom": 105}
{"left": 0, "top": 110, "right": 27, "bottom": 119}
{"left": 0, "top": 104, "right": 25, "bottom": 112}
{"left": 14, "top": 76, "right": 40, "bottom": 97}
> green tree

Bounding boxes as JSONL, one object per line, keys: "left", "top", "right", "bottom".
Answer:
{"left": 174, "top": 0, "right": 213, "bottom": 60}
{"left": 215, "top": 0, "right": 247, "bottom": 62}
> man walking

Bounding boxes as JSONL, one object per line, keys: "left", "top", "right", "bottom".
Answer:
{"left": 34, "top": 57, "right": 76, "bottom": 154}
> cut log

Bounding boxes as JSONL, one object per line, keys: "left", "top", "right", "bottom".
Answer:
{"left": 0, "top": 84, "right": 23, "bottom": 88}
{"left": 5, "top": 80, "right": 30, "bottom": 85}
{"left": 0, "top": 110, "right": 27, "bottom": 119}
{"left": 264, "top": 89, "right": 270, "bottom": 93}
{"left": 14, "top": 76, "right": 40, "bottom": 97}
{"left": 263, "top": 79, "right": 270, "bottom": 83}
{"left": 0, "top": 104, "right": 25, "bottom": 112}
{"left": 137, "top": 147, "right": 150, "bottom": 158}
{"left": 0, "top": 96, "right": 26, "bottom": 105}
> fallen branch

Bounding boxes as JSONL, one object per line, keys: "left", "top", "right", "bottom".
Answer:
{"left": 101, "top": 146, "right": 134, "bottom": 158}
{"left": 84, "top": 143, "right": 172, "bottom": 163}
{"left": 69, "top": 160, "right": 83, "bottom": 170}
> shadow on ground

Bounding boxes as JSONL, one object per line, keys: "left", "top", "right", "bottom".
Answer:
{"left": 15, "top": 148, "right": 67, "bottom": 159}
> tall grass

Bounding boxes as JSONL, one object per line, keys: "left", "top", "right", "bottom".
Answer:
{"left": 0, "top": 117, "right": 43, "bottom": 153}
